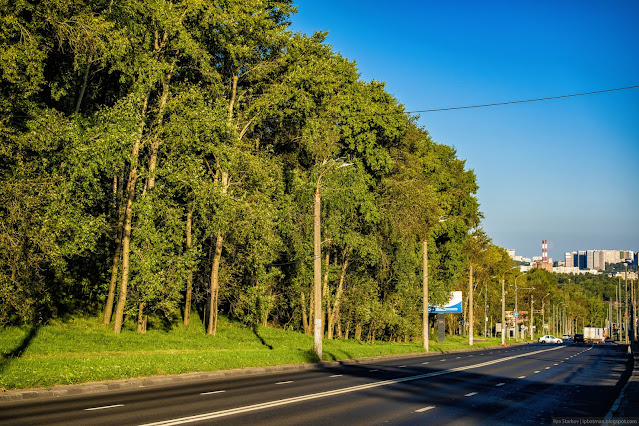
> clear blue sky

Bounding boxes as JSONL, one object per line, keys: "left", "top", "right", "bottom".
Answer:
{"left": 289, "top": 0, "right": 639, "bottom": 261}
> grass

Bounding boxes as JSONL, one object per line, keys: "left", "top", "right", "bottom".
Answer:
{"left": 0, "top": 314, "right": 508, "bottom": 390}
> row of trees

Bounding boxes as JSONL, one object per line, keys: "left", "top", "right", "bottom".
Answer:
{"left": 1, "top": 0, "right": 619, "bottom": 342}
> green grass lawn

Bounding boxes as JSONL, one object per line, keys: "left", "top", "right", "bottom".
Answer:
{"left": 0, "top": 314, "right": 508, "bottom": 390}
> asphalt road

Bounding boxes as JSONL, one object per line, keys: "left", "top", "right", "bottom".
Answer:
{"left": 0, "top": 342, "right": 632, "bottom": 425}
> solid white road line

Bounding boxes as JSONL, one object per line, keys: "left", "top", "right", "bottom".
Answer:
{"left": 200, "top": 390, "right": 225, "bottom": 395}
{"left": 415, "top": 406, "right": 435, "bottom": 413}
{"left": 140, "top": 346, "right": 565, "bottom": 426}
{"left": 84, "top": 404, "right": 124, "bottom": 411}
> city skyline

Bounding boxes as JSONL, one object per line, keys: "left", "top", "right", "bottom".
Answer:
{"left": 290, "top": 1, "right": 639, "bottom": 260}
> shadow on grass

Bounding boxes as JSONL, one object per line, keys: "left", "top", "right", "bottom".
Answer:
{"left": 0, "top": 325, "right": 39, "bottom": 374}
{"left": 252, "top": 324, "right": 274, "bottom": 350}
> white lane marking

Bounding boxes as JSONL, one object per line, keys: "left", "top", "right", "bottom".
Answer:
{"left": 495, "top": 383, "right": 506, "bottom": 387}
{"left": 422, "top": 362, "right": 429, "bottom": 365}
{"left": 456, "top": 357, "right": 461, "bottom": 359}
{"left": 545, "top": 367, "right": 551, "bottom": 370}
{"left": 534, "top": 371, "right": 540, "bottom": 374}
{"left": 554, "top": 363, "right": 559, "bottom": 365}
{"left": 84, "top": 404, "right": 124, "bottom": 411}
{"left": 369, "top": 369, "right": 379, "bottom": 372}
{"left": 330, "top": 374, "right": 343, "bottom": 377}
{"left": 440, "top": 359, "right": 446, "bottom": 361}
{"left": 140, "top": 346, "right": 565, "bottom": 426}
{"left": 518, "top": 376, "right": 526, "bottom": 379}
{"left": 200, "top": 390, "right": 225, "bottom": 395}
{"left": 398, "top": 365, "right": 407, "bottom": 368}
{"left": 275, "top": 381, "right": 293, "bottom": 385}
{"left": 465, "top": 392, "right": 478, "bottom": 397}
{"left": 415, "top": 406, "right": 435, "bottom": 413}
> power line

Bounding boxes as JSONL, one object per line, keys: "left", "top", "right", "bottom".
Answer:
{"left": 407, "top": 85, "right": 639, "bottom": 114}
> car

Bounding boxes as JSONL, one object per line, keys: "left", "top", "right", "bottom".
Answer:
{"left": 538, "top": 335, "right": 563, "bottom": 344}
{"left": 573, "top": 333, "right": 585, "bottom": 343}
{"left": 562, "top": 334, "right": 572, "bottom": 340}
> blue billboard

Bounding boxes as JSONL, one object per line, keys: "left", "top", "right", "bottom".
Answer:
{"left": 429, "top": 291, "right": 463, "bottom": 313}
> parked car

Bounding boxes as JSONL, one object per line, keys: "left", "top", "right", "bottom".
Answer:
{"left": 562, "top": 334, "right": 572, "bottom": 340}
{"left": 573, "top": 333, "right": 585, "bottom": 343}
{"left": 538, "top": 335, "right": 563, "bottom": 344}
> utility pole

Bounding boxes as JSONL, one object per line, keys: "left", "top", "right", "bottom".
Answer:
{"left": 469, "top": 262, "right": 474, "bottom": 346}
{"left": 625, "top": 264, "right": 629, "bottom": 344}
{"left": 530, "top": 295, "right": 534, "bottom": 340}
{"left": 501, "top": 276, "right": 506, "bottom": 345}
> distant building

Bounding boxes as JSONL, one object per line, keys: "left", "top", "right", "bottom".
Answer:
{"left": 578, "top": 251, "right": 587, "bottom": 270}
{"left": 554, "top": 266, "right": 581, "bottom": 274}
{"left": 532, "top": 261, "right": 553, "bottom": 272}
{"left": 565, "top": 252, "right": 574, "bottom": 268}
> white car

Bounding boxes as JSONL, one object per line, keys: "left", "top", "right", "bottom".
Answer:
{"left": 538, "top": 335, "right": 563, "bottom": 344}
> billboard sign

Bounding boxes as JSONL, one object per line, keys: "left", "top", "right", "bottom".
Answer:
{"left": 429, "top": 291, "right": 462, "bottom": 313}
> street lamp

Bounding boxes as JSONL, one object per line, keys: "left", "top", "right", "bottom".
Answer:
{"left": 423, "top": 216, "right": 446, "bottom": 352}
{"left": 542, "top": 293, "right": 550, "bottom": 335}
{"left": 468, "top": 247, "right": 487, "bottom": 346}
{"left": 313, "top": 158, "right": 353, "bottom": 360}
{"left": 514, "top": 272, "right": 527, "bottom": 341}
{"left": 502, "top": 266, "right": 518, "bottom": 346}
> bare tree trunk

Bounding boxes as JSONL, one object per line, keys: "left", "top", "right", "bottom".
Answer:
{"left": 327, "top": 258, "right": 348, "bottom": 340}
{"left": 301, "top": 292, "right": 310, "bottom": 334}
{"left": 74, "top": 64, "right": 90, "bottom": 114}
{"left": 207, "top": 232, "right": 223, "bottom": 335}
{"left": 113, "top": 93, "right": 149, "bottom": 334}
{"left": 183, "top": 205, "right": 193, "bottom": 326}
{"left": 103, "top": 201, "right": 125, "bottom": 324}
{"left": 137, "top": 301, "right": 147, "bottom": 333}
{"left": 355, "top": 323, "right": 362, "bottom": 340}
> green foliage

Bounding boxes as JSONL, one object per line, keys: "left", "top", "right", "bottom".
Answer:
{"left": 0, "top": 0, "right": 490, "bottom": 343}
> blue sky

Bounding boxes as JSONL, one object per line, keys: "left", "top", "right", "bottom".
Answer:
{"left": 289, "top": 0, "right": 639, "bottom": 260}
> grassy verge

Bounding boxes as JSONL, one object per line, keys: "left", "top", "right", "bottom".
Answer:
{"left": 0, "top": 314, "right": 507, "bottom": 390}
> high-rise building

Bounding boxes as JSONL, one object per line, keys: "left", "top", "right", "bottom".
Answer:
{"left": 565, "top": 252, "right": 574, "bottom": 267}
{"left": 593, "top": 250, "right": 605, "bottom": 270}
{"left": 587, "top": 250, "right": 595, "bottom": 270}
{"left": 578, "top": 251, "right": 587, "bottom": 270}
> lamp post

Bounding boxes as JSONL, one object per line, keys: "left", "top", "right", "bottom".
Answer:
{"left": 542, "top": 293, "right": 550, "bottom": 335}
{"left": 423, "top": 217, "right": 446, "bottom": 351}
{"left": 502, "top": 266, "right": 518, "bottom": 346}
{"left": 468, "top": 247, "right": 487, "bottom": 346}
{"left": 313, "top": 159, "right": 353, "bottom": 359}
{"left": 625, "top": 263, "right": 629, "bottom": 344}
{"left": 514, "top": 273, "right": 526, "bottom": 341}
{"left": 518, "top": 286, "right": 535, "bottom": 340}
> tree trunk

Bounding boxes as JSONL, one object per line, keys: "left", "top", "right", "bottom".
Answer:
{"left": 113, "top": 93, "right": 149, "bottom": 334}
{"left": 301, "top": 292, "right": 310, "bottom": 334}
{"left": 74, "top": 63, "right": 90, "bottom": 114}
{"left": 327, "top": 258, "right": 348, "bottom": 340}
{"left": 355, "top": 323, "right": 362, "bottom": 340}
{"left": 183, "top": 205, "right": 193, "bottom": 326}
{"left": 103, "top": 201, "right": 125, "bottom": 324}
{"left": 207, "top": 232, "right": 223, "bottom": 335}
{"left": 137, "top": 301, "right": 147, "bottom": 333}
{"left": 207, "top": 171, "right": 229, "bottom": 336}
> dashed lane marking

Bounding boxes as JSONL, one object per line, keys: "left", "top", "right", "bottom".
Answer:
{"left": 415, "top": 406, "right": 435, "bottom": 413}
{"left": 275, "top": 381, "right": 294, "bottom": 385}
{"left": 85, "top": 405, "right": 124, "bottom": 411}
{"left": 200, "top": 391, "right": 226, "bottom": 395}
{"left": 465, "top": 392, "right": 478, "bottom": 397}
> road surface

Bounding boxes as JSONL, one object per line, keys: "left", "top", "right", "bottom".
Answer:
{"left": 0, "top": 342, "right": 631, "bottom": 425}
